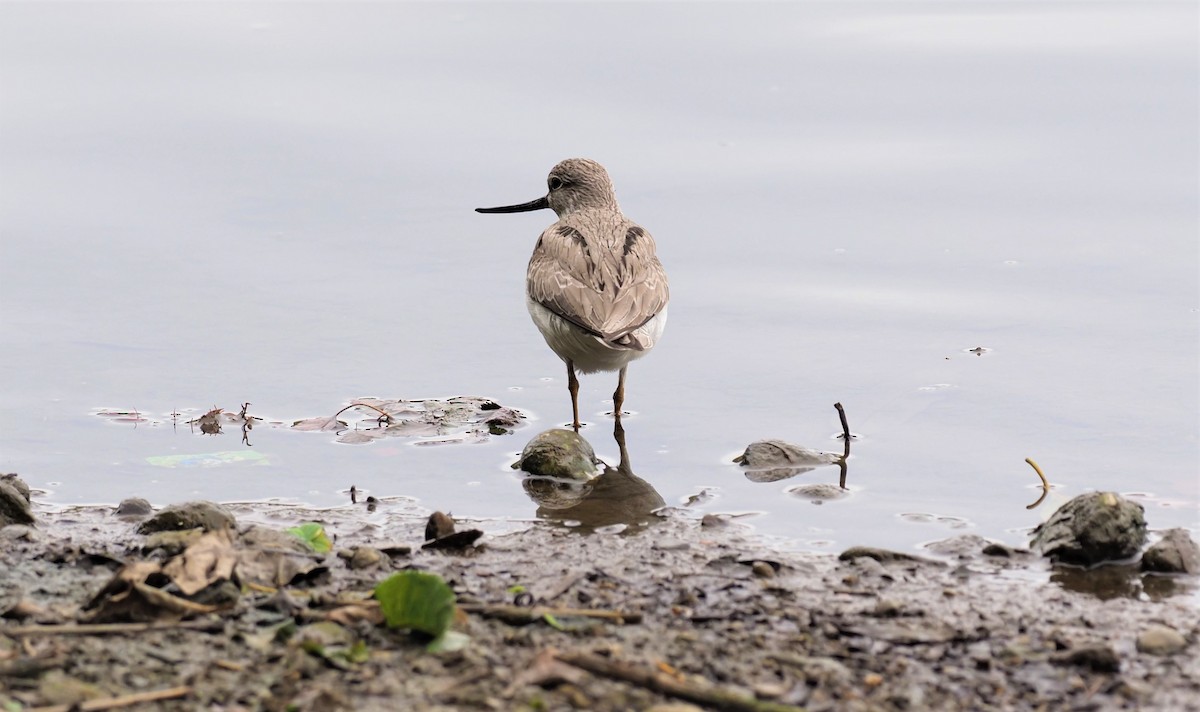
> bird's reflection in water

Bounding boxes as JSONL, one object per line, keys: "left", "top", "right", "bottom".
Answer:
{"left": 521, "top": 418, "right": 665, "bottom": 532}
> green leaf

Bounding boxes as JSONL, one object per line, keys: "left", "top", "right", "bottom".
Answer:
{"left": 506, "top": 584, "right": 526, "bottom": 595}
{"left": 542, "top": 613, "right": 564, "bottom": 631}
{"left": 374, "top": 571, "right": 456, "bottom": 637}
{"left": 286, "top": 522, "right": 332, "bottom": 553}
{"left": 342, "top": 640, "right": 371, "bottom": 664}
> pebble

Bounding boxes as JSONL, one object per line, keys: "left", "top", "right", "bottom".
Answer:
{"left": 114, "top": 497, "right": 153, "bottom": 519}
{"left": 1136, "top": 624, "right": 1186, "bottom": 656}
{"left": 136, "top": 501, "right": 236, "bottom": 534}
{"left": 1141, "top": 528, "right": 1200, "bottom": 574}
{"left": 349, "top": 546, "right": 385, "bottom": 570}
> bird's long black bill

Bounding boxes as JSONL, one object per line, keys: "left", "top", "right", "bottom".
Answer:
{"left": 475, "top": 196, "right": 550, "bottom": 214}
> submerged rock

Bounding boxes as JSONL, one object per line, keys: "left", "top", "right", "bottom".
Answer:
{"left": 1030, "top": 492, "right": 1146, "bottom": 566}
{"left": 1140, "top": 528, "right": 1200, "bottom": 574}
{"left": 513, "top": 429, "right": 601, "bottom": 480}
{"left": 0, "top": 474, "right": 34, "bottom": 528}
{"left": 787, "top": 483, "right": 848, "bottom": 503}
{"left": 136, "top": 501, "right": 237, "bottom": 534}
{"left": 734, "top": 440, "right": 840, "bottom": 482}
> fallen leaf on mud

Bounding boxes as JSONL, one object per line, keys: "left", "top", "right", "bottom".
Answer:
{"left": 236, "top": 525, "right": 329, "bottom": 588}
{"left": 287, "top": 522, "right": 333, "bottom": 553}
{"left": 162, "top": 529, "right": 237, "bottom": 596}
{"left": 374, "top": 571, "right": 456, "bottom": 638}
{"left": 84, "top": 560, "right": 219, "bottom": 624}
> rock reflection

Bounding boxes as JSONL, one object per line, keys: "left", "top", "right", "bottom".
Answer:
{"left": 1050, "top": 563, "right": 1193, "bottom": 602}
{"left": 518, "top": 419, "right": 665, "bottom": 533}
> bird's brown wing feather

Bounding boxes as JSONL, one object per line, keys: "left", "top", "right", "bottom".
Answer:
{"left": 526, "top": 210, "right": 669, "bottom": 345}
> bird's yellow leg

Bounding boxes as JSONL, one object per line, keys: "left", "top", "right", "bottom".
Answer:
{"left": 567, "top": 360, "right": 581, "bottom": 432}
{"left": 613, "top": 365, "right": 627, "bottom": 417}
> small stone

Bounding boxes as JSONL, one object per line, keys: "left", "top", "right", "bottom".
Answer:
{"left": 114, "top": 497, "right": 153, "bottom": 519}
{"left": 0, "top": 476, "right": 34, "bottom": 528}
{"left": 426, "top": 511, "right": 455, "bottom": 541}
{"left": 349, "top": 546, "right": 385, "bottom": 570}
{"left": 137, "top": 501, "right": 236, "bottom": 534}
{"left": 37, "top": 671, "right": 105, "bottom": 706}
{"left": 1, "top": 474, "right": 31, "bottom": 503}
{"left": 839, "top": 546, "right": 931, "bottom": 565}
{"left": 751, "top": 561, "right": 775, "bottom": 579}
{"left": 1140, "top": 529, "right": 1200, "bottom": 574}
{"left": 863, "top": 672, "right": 884, "bottom": 687}
{"left": 753, "top": 681, "right": 787, "bottom": 698}
{"left": 981, "top": 542, "right": 1030, "bottom": 558}
{"left": 1052, "top": 644, "right": 1120, "bottom": 673}
{"left": 1136, "top": 624, "right": 1186, "bottom": 656}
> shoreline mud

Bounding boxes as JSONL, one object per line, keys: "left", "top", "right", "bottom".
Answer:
{"left": 2, "top": 487, "right": 1198, "bottom": 711}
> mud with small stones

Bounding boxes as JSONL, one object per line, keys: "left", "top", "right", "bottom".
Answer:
{"left": 2, "top": 489, "right": 1198, "bottom": 712}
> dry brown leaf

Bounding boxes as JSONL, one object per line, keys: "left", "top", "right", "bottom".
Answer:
{"left": 162, "top": 529, "right": 237, "bottom": 596}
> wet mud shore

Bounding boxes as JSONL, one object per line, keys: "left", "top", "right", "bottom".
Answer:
{"left": 1, "top": 486, "right": 1198, "bottom": 711}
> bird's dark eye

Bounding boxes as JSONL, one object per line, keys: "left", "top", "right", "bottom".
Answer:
{"left": 548, "top": 176, "right": 564, "bottom": 191}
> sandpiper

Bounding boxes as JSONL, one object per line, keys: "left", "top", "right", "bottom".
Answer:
{"left": 477, "top": 159, "right": 669, "bottom": 431}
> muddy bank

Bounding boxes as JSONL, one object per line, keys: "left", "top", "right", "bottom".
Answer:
{"left": 1, "top": 493, "right": 1198, "bottom": 711}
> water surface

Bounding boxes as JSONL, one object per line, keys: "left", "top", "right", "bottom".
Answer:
{"left": 2, "top": 3, "right": 1196, "bottom": 553}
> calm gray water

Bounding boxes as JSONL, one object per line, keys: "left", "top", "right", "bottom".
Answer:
{"left": 2, "top": 3, "right": 1197, "bottom": 553}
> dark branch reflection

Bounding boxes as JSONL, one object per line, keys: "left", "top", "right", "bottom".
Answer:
{"left": 520, "top": 417, "right": 665, "bottom": 533}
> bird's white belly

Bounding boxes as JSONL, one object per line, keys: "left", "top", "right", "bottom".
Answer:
{"left": 526, "top": 296, "right": 668, "bottom": 374}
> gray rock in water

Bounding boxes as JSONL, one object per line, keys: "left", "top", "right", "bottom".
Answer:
{"left": 734, "top": 440, "right": 840, "bottom": 482}
{"left": 513, "top": 429, "right": 600, "bottom": 481}
{"left": 1140, "top": 528, "right": 1200, "bottom": 574}
{"left": 136, "top": 501, "right": 237, "bottom": 534}
{"left": 0, "top": 474, "right": 34, "bottom": 528}
{"left": 1030, "top": 492, "right": 1146, "bottom": 566}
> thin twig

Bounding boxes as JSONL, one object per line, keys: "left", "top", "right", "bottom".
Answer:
{"left": 834, "top": 402, "right": 851, "bottom": 441}
{"left": 1025, "top": 458, "right": 1049, "bottom": 490}
{"left": 27, "top": 685, "right": 191, "bottom": 711}
{"left": 834, "top": 402, "right": 852, "bottom": 488}
{"left": 555, "top": 650, "right": 803, "bottom": 712}
{"left": 333, "top": 402, "right": 393, "bottom": 424}
{"left": 2, "top": 619, "right": 223, "bottom": 636}
{"left": 1024, "top": 458, "right": 1050, "bottom": 510}
{"left": 461, "top": 604, "right": 641, "bottom": 625}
